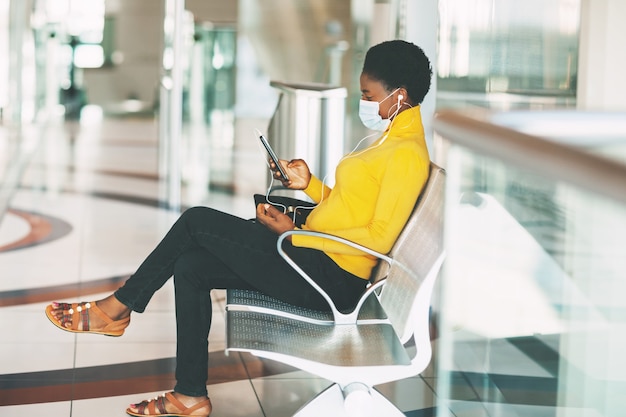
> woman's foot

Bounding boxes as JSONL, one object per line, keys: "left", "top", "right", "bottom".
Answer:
{"left": 45, "top": 294, "right": 131, "bottom": 337}
{"left": 126, "top": 392, "right": 212, "bottom": 416}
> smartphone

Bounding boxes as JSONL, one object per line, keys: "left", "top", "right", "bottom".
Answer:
{"left": 259, "top": 134, "right": 290, "bottom": 181}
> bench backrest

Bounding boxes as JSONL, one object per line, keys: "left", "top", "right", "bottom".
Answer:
{"left": 377, "top": 162, "right": 446, "bottom": 343}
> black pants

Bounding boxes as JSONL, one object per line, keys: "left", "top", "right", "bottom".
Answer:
{"left": 114, "top": 206, "right": 367, "bottom": 396}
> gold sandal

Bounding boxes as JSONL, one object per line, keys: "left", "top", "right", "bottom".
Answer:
{"left": 126, "top": 392, "right": 212, "bottom": 416}
{"left": 45, "top": 301, "right": 130, "bottom": 337}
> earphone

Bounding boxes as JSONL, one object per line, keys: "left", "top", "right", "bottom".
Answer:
{"left": 263, "top": 168, "right": 326, "bottom": 222}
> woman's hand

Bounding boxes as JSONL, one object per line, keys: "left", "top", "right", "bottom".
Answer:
{"left": 270, "top": 158, "right": 311, "bottom": 190}
{"left": 256, "top": 203, "right": 296, "bottom": 238}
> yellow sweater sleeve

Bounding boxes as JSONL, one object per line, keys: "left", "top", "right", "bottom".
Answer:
{"left": 303, "top": 175, "right": 331, "bottom": 203}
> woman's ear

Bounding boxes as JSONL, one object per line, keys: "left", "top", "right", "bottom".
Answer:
{"left": 396, "top": 88, "right": 409, "bottom": 107}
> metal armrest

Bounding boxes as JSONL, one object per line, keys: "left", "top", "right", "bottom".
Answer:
{"left": 277, "top": 229, "right": 393, "bottom": 325}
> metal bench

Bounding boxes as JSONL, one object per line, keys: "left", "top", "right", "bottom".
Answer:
{"left": 225, "top": 162, "right": 445, "bottom": 416}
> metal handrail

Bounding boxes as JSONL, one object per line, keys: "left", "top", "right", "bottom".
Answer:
{"left": 433, "top": 109, "right": 626, "bottom": 204}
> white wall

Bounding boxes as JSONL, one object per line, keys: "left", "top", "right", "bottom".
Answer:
{"left": 405, "top": 0, "right": 439, "bottom": 157}
{"left": 0, "top": 1, "right": 8, "bottom": 112}
{"left": 83, "top": 0, "right": 237, "bottom": 109}
{"left": 83, "top": 0, "right": 164, "bottom": 108}
{"left": 577, "top": 0, "right": 626, "bottom": 111}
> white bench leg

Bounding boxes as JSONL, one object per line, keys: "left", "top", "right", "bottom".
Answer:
{"left": 293, "top": 384, "right": 406, "bottom": 417}
{"left": 293, "top": 384, "right": 345, "bottom": 417}
{"left": 368, "top": 388, "right": 407, "bottom": 417}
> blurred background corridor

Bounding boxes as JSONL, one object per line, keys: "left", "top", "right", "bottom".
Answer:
{"left": 1, "top": 1, "right": 625, "bottom": 416}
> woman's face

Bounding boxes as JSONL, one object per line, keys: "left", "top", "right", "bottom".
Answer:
{"left": 359, "top": 72, "right": 400, "bottom": 120}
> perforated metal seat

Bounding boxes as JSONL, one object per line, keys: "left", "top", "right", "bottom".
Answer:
{"left": 226, "top": 288, "right": 388, "bottom": 324}
{"left": 227, "top": 311, "right": 410, "bottom": 367}
{"left": 225, "top": 163, "right": 446, "bottom": 416}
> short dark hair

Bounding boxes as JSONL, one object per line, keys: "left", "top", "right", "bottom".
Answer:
{"left": 362, "top": 40, "right": 432, "bottom": 104}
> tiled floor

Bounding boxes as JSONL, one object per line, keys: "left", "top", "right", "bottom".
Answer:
{"left": 0, "top": 115, "right": 585, "bottom": 416}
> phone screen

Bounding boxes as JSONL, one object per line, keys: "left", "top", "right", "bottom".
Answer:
{"left": 259, "top": 134, "right": 289, "bottom": 181}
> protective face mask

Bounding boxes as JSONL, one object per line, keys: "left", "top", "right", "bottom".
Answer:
{"left": 358, "top": 89, "right": 399, "bottom": 132}
{"left": 358, "top": 100, "right": 390, "bottom": 131}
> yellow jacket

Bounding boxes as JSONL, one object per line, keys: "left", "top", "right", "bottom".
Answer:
{"left": 293, "top": 106, "right": 430, "bottom": 279}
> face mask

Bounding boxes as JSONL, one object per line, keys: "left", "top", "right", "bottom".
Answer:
{"left": 358, "top": 100, "right": 389, "bottom": 131}
{"left": 358, "top": 89, "right": 399, "bottom": 131}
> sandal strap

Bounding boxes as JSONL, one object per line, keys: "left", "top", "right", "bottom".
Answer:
{"left": 134, "top": 399, "right": 149, "bottom": 415}
{"left": 79, "top": 304, "right": 90, "bottom": 331}
{"left": 56, "top": 303, "right": 73, "bottom": 328}
{"left": 63, "top": 302, "right": 113, "bottom": 332}
{"left": 181, "top": 398, "right": 212, "bottom": 415}
{"left": 71, "top": 302, "right": 93, "bottom": 331}
{"left": 130, "top": 392, "right": 211, "bottom": 416}
{"left": 58, "top": 302, "right": 91, "bottom": 331}
{"left": 133, "top": 396, "right": 164, "bottom": 415}
{"left": 147, "top": 397, "right": 156, "bottom": 414}
{"left": 156, "top": 395, "right": 168, "bottom": 414}
{"left": 87, "top": 303, "right": 113, "bottom": 325}
{"left": 135, "top": 393, "right": 184, "bottom": 416}
{"left": 165, "top": 392, "right": 186, "bottom": 413}
{"left": 60, "top": 305, "right": 73, "bottom": 329}
{"left": 135, "top": 399, "right": 154, "bottom": 415}
{"left": 164, "top": 392, "right": 211, "bottom": 416}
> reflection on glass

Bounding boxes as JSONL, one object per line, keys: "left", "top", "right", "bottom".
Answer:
{"left": 0, "top": 1, "right": 9, "bottom": 113}
{"left": 436, "top": 113, "right": 626, "bottom": 416}
{"left": 438, "top": 0, "right": 580, "bottom": 99}
{"left": 181, "top": 24, "right": 237, "bottom": 197}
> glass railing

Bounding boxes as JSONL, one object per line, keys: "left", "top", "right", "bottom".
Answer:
{"left": 433, "top": 110, "right": 626, "bottom": 417}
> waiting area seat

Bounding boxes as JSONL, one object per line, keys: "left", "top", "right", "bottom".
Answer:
{"left": 225, "top": 163, "right": 446, "bottom": 416}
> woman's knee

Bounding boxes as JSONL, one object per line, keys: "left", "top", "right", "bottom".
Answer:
{"left": 180, "top": 206, "right": 213, "bottom": 224}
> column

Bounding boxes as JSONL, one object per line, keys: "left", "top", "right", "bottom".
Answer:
{"left": 577, "top": 0, "right": 626, "bottom": 110}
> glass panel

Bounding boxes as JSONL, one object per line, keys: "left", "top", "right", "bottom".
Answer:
{"left": 0, "top": 0, "right": 8, "bottom": 114}
{"left": 437, "top": 0, "right": 580, "bottom": 110}
{"left": 436, "top": 116, "right": 626, "bottom": 416}
{"left": 181, "top": 24, "right": 237, "bottom": 198}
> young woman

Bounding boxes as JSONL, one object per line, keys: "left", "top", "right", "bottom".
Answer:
{"left": 46, "top": 39, "right": 432, "bottom": 416}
